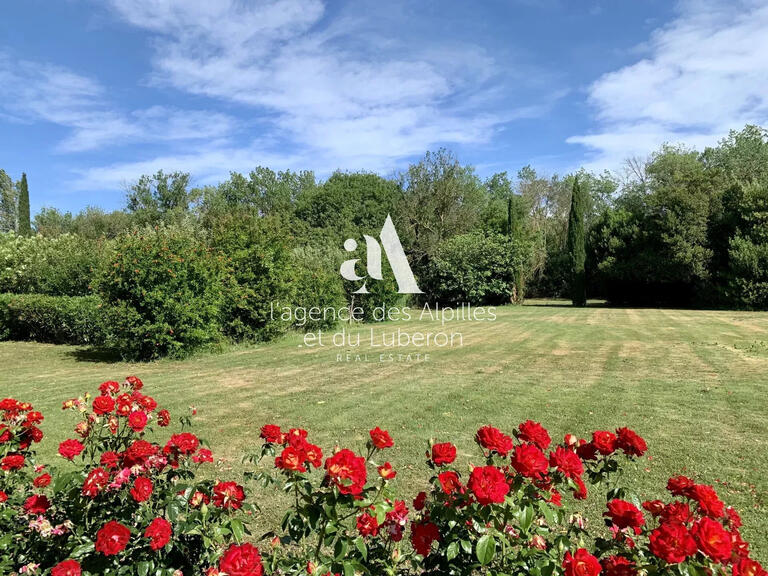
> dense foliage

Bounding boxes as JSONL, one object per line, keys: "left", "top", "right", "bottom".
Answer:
{"left": 5, "top": 376, "right": 765, "bottom": 575}
{"left": 97, "top": 226, "right": 226, "bottom": 360}
{"left": 0, "top": 233, "right": 106, "bottom": 296}
{"left": 0, "top": 294, "right": 105, "bottom": 344}
{"left": 426, "top": 232, "right": 530, "bottom": 305}
{"left": 567, "top": 178, "right": 586, "bottom": 306}
{"left": 2, "top": 125, "right": 768, "bottom": 357}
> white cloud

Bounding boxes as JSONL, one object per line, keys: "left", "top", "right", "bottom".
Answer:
{"left": 104, "top": 0, "right": 513, "bottom": 167}
{"left": 0, "top": 54, "right": 236, "bottom": 152}
{"left": 568, "top": 0, "right": 768, "bottom": 170}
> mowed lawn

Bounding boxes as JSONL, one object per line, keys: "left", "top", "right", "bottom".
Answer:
{"left": 2, "top": 302, "right": 767, "bottom": 559}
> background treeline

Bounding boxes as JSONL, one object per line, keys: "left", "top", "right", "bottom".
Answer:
{"left": 1, "top": 125, "right": 767, "bottom": 359}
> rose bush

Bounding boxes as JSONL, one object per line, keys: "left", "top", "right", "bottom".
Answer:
{"left": 246, "top": 424, "right": 412, "bottom": 576}
{"left": 2, "top": 376, "right": 767, "bottom": 576}
{"left": 1, "top": 377, "right": 254, "bottom": 575}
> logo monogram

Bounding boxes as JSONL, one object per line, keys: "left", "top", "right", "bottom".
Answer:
{"left": 340, "top": 215, "right": 422, "bottom": 294}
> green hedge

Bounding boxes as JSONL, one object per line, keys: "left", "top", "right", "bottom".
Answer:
{"left": 0, "top": 293, "right": 106, "bottom": 344}
{"left": 97, "top": 225, "right": 225, "bottom": 360}
{"left": 0, "top": 232, "right": 107, "bottom": 296}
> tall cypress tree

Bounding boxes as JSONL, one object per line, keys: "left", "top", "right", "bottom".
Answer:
{"left": 17, "top": 172, "right": 31, "bottom": 236}
{"left": 567, "top": 176, "right": 587, "bottom": 306}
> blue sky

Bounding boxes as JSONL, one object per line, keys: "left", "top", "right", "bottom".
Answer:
{"left": 2, "top": 0, "right": 767, "bottom": 214}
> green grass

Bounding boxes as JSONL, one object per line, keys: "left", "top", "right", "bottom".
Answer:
{"left": 2, "top": 301, "right": 767, "bottom": 559}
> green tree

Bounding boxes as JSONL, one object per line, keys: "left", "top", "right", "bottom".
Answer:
{"left": 126, "top": 170, "right": 196, "bottom": 225}
{"left": 0, "top": 170, "right": 17, "bottom": 233}
{"left": 397, "top": 149, "right": 486, "bottom": 273}
{"left": 567, "top": 177, "right": 587, "bottom": 306}
{"left": 33, "top": 207, "right": 74, "bottom": 236}
{"left": 17, "top": 173, "right": 31, "bottom": 237}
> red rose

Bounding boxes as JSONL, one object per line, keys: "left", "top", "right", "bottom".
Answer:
{"left": 601, "top": 556, "right": 636, "bottom": 576}
{"left": 125, "top": 375, "right": 143, "bottom": 390}
{"left": 642, "top": 500, "right": 665, "bottom": 516}
{"left": 275, "top": 446, "right": 307, "bottom": 472}
{"left": 563, "top": 549, "right": 601, "bottom": 576}
{"left": 518, "top": 420, "right": 551, "bottom": 450}
{"left": 616, "top": 428, "right": 647, "bottom": 457}
{"left": 130, "top": 476, "right": 154, "bottom": 502}
{"left": 511, "top": 444, "right": 548, "bottom": 478}
{"left": 733, "top": 558, "right": 768, "bottom": 576}
{"left": 168, "top": 432, "right": 199, "bottom": 455}
{"left": 157, "top": 409, "right": 171, "bottom": 427}
{"left": 24, "top": 494, "right": 51, "bottom": 514}
{"left": 1, "top": 453, "right": 25, "bottom": 470}
{"left": 144, "top": 517, "right": 172, "bottom": 550}
{"left": 438, "top": 470, "right": 464, "bottom": 494}
{"left": 193, "top": 448, "right": 214, "bottom": 463}
{"left": 33, "top": 472, "right": 52, "bottom": 487}
{"left": 213, "top": 481, "right": 245, "bottom": 510}
{"left": 82, "top": 467, "right": 109, "bottom": 498}
{"left": 572, "top": 476, "right": 588, "bottom": 500}
{"left": 576, "top": 440, "right": 598, "bottom": 461}
{"left": 26, "top": 410, "right": 44, "bottom": 424}
{"left": 468, "top": 465, "right": 509, "bottom": 505}
{"left": 98, "top": 381, "right": 120, "bottom": 395}
{"left": 475, "top": 425, "right": 515, "bottom": 456}
{"left": 92, "top": 395, "right": 115, "bottom": 415}
{"left": 691, "top": 484, "right": 725, "bottom": 518}
{"left": 100, "top": 451, "right": 120, "bottom": 469}
{"left": 0, "top": 490, "right": 7, "bottom": 503}
{"left": 549, "top": 446, "right": 584, "bottom": 479}
{"left": 592, "top": 430, "right": 618, "bottom": 455}
{"left": 369, "top": 427, "right": 394, "bottom": 449}
{"left": 58, "top": 438, "right": 85, "bottom": 460}
{"left": 411, "top": 521, "right": 440, "bottom": 557}
{"left": 219, "top": 543, "right": 264, "bottom": 576}
{"left": 667, "top": 475, "right": 695, "bottom": 497}
{"left": 430, "top": 442, "right": 457, "bottom": 466}
{"left": 95, "top": 520, "right": 131, "bottom": 556}
{"left": 190, "top": 490, "right": 210, "bottom": 508}
{"left": 356, "top": 511, "right": 379, "bottom": 537}
{"left": 128, "top": 410, "right": 148, "bottom": 432}
{"left": 413, "top": 491, "right": 427, "bottom": 511}
{"left": 605, "top": 499, "right": 645, "bottom": 530}
{"left": 378, "top": 462, "right": 397, "bottom": 480}
{"left": 52, "top": 560, "right": 82, "bottom": 576}
{"left": 649, "top": 522, "right": 697, "bottom": 563}
{"left": 260, "top": 424, "right": 284, "bottom": 444}
{"left": 137, "top": 394, "right": 157, "bottom": 412}
{"left": 661, "top": 501, "right": 692, "bottom": 525}
{"left": 692, "top": 517, "right": 732, "bottom": 562}
{"left": 726, "top": 507, "right": 742, "bottom": 530}
{"left": 324, "top": 449, "right": 367, "bottom": 495}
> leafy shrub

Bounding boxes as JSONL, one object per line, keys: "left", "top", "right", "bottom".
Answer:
{"left": 413, "top": 423, "right": 758, "bottom": 576}
{"left": 1, "top": 376, "right": 252, "bottom": 575}
{"left": 207, "top": 212, "right": 297, "bottom": 341}
{"left": 426, "top": 232, "right": 530, "bottom": 305}
{"left": 0, "top": 233, "right": 107, "bottom": 296}
{"left": 291, "top": 246, "right": 347, "bottom": 331}
{"left": 0, "top": 293, "right": 106, "bottom": 344}
{"left": 98, "top": 225, "right": 225, "bottom": 360}
{"left": 0, "top": 397, "right": 46, "bottom": 573}
{"left": 250, "top": 424, "right": 413, "bottom": 576}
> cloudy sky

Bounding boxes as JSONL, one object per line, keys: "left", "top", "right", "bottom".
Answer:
{"left": 2, "top": 0, "right": 768, "bottom": 212}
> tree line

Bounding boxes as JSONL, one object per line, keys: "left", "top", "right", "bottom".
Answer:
{"left": 0, "top": 126, "right": 768, "bottom": 320}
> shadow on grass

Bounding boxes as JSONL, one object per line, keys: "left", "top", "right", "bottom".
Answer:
{"left": 522, "top": 299, "right": 610, "bottom": 308}
{"left": 65, "top": 346, "right": 124, "bottom": 364}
